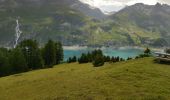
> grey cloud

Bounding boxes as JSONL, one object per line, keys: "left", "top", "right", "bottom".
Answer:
{"left": 159, "top": 0, "right": 170, "bottom": 4}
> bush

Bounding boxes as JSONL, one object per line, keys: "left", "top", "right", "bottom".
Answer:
{"left": 104, "top": 56, "right": 111, "bottom": 62}
{"left": 139, "top": 54, "right": 150, "bottom": 58}
{"left": 93, "top": 54, "right": 104, "bottom": 67}
{"left": 127, "top": 57, "right": 133, "bottom": 60}
{"left": 136, "top": 47, "right": 152, "bottom": 59}
{"left": 144, "top": 47, "right": 151, "bottom": 55}
{"left": 67, "top": 56, "right": 77, "bottom": 63}
{"left": 78, "top": 53, "right": 89, "bottom": 64}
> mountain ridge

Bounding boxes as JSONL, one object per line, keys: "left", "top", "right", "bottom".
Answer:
{"left": 0, "top": 1, "right": 170, "bottom": 47}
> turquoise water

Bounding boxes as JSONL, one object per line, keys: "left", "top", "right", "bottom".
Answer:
{"left": 64, "top": 47, "right": 144, "bottom": 61}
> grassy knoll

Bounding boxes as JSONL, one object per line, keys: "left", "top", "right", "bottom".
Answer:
{"left": 0, "top": 58, "right": 170, "bottom": 100}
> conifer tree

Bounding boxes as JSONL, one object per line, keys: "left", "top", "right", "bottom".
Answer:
{"left": 18, "top": 39, "right": 44, "bottom": 69}
{"left": 42, "top": 40, "right": 56, "bottom": 67}
{"left": 9, "top": 48, "right": 28, "bottom": 73}
{"left": 0, "top": 50, "right": 11, "bottom": 76}
{"left": 55, "top": 42, "right": 63, "bottom": 64}
{"left": 93, "top": 54, "right": 104, "bottom": 67}
{"left": 144, "top": 47, "right": 151, "bottom": 55}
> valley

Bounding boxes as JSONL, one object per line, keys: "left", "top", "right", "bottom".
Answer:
{"left": 0, "top": 1, "right": 169, "bottom": 47}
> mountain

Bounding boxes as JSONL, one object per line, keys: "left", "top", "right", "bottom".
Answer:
{"left": 0, "top": 0, "right": 106, "bottom": 47}
{"left": 70, "top": 0, "right": 107, "bottom": 19}
{"left": 108, "top": 3, "right": 170, "bottom": 47}
{"left": 0, "top": 1, "right": 170, "bottom": 47}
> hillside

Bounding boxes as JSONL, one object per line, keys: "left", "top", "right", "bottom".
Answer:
{"left": 0, "top": 1, "right": 170, "bottom": 47}
{"left": 108, "top": 3, "right": 170, "bottom": 46}
{"left": 0, "top": 0, "right": 105, "bottom": 46}
{"left": 0, "top": 58, "right": 170, "bottom": 99}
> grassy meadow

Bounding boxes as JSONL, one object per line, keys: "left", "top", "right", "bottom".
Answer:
{"left": 0, "top": 58, "right": 170, "bottom": 100}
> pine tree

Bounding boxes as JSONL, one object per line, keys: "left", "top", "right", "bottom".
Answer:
{"left": 144, "top": 47, "right": 151, "bottom": 55}
{"left": 72, "top": 56, "right": 77, "bottom": 62}
{"left": 9, "top": 48, "right": 28, "bottom": 73}
{"left": 87, "top": 52, "right": 92, "bottom": 62}
{"left": 93, "top": 54, "right": 104, "bottom": 67}
{"left": 0, "top": 50, "right": 11, "bottom": 76}
{"left": 42, "top": 40, "right": 56, "bottom": 67}
{"left": 78, "top": 53, "right": 88, "bottom": 64}
{"left": 67, "top": 57, "right": 72, "bottom": 63}
{"left": 55, "top": 42, "right": 63, "bottom": 64}
{"left": 18, "top": 39, "right": 44, "bottom": 69}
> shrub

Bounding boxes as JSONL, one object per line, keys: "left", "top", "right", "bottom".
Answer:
{"left": 67, "top": 56, "right": 77, "bottom": 63}
{"left": 144, "top": 47, "right": 151, "bottom": 54}
{"left": 127, "top": 57, "right": 133, "bottom": 60}
{"left": 139, "top": 54, "right": 150, "bottom": 58}
{"left": 93, "top": 54, "right": 104, "bottom": 67}
{"left": 104, "top": 56, "right": 111, "bottom": 62}
{"left": 78, "top": 53, "right": 89, "bottom": 64}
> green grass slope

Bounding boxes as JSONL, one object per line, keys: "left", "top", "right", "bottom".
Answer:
{"left": 0, "top": 58, "right": 170, "bottom": 100}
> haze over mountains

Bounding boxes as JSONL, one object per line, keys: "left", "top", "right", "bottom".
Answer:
{"left": 0, "top": 0, "right": 170, "bottom": 47}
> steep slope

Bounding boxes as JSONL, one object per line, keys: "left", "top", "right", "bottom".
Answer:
{"left": 109, "top": 3, "right": 170, "bottom": 46}
{"left": 0, "top": 0, "right": 106, "bottom": 47}
{"left": 0, "top": 2, "right": 170, "bottom": 47}
{"left": 0, "top": 58, "right": 170, "bottom": 99}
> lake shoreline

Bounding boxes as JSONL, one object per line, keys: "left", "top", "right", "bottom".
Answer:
{"left": 63, "top": 45, "right": 164, "bottom": 52}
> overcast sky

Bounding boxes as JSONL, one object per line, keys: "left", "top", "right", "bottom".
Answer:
{"left": 79, "top": 0, "right": 170, "bottom": 13}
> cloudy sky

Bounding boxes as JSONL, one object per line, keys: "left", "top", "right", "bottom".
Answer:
{"left": 79, "top": 0, "right": 170, "bottom": 13}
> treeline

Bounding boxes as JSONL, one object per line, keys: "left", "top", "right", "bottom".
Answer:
{"left": 68, "top": 48, "right": 152, "bottom": 67}
{"left": 67, "top": 49, "right": 125, "bottom": 67}
{"left": 0, "top": 39, "right": 63, "bottom": 77}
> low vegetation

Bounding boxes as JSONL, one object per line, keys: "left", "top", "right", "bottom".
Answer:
{"left": 0, "top": 58, "right": 170, "bottom": 99}
{"left": 68, "top": 48, "right": 151, "bottom": 67}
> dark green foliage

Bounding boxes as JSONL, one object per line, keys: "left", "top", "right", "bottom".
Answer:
{"left": 120, "top": 58, "right": 125, "bottom": 61}
{"left": 77, "top": 49, "right": 105, "bottom": 67}
{"left": 18, "top": 39, "right": 44, "bottom": 69}
{"left": 139, "top": 54, "right": 150, "bottom": 58}
{"left": 87, "top": 52, "right": 93, "bottom": 62}
{"left": 127, "top": 57, "right": 133, "bottom": 60}
{"left": 72, "top": 56, "right": 77, "bottom": 62}
{"left": 0, "top": 48, "right": 9, "bottom": 57}
{"left": 144, "top": 47, "right": 151, "bottom": 55}
{"left": 55, "top": 42, "right": 64, "bottom": 64}
{"left": 76, "top": 49, "right": 125, "bottom": 67}
{"left": 135, "top": 48, "right": 152, "bottom": 59}
{"left": 0, "top": 39, "right": 64, "bottom": 77}
{"left": 135, "top": 56, "right": 140, "bottom": 59}
{"left": 42, "top": 40, "right": 56, "bottom": 67}
{"left": 0, "top": 50, "right": 11, "bottom": 77}
{"left": 67, "top": 56, "right": 77, "bottom": 63}
{"left": 67, "top": 57, "right": 72, "bottom": 63}
{"left": 104, "top": 56, "right": 111, "bottom": 62}
{"left": 93, "top": 54, "right": 104, "bottom": 67}
{"left": 91, "top": 49, "right": 103, "bottom": 60}
{"left": 78, "top": 53, "right": 89, "bottom": 64}
{"left": 111, "top": 56, "right": 120, "bottom": 62}
{"left": 9, "top": 48, "right": 28, "bottom": 73}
